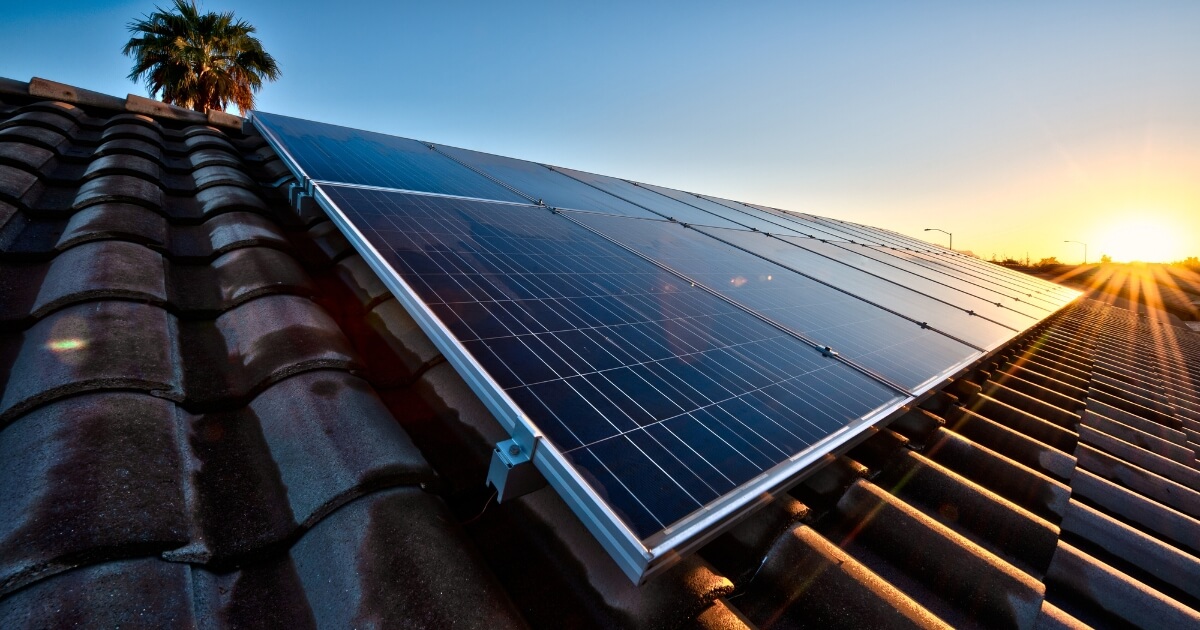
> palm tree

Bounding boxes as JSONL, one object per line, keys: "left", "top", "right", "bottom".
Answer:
{"left": 123, "top": 0, "right": 280, "bottom": 114}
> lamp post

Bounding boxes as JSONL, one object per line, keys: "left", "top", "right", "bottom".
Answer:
{"left": 924, "top": 228, "right": 952, "bottom": 251}
{"left": 1064, "top": 240, "right": 1087, "bottom": 265}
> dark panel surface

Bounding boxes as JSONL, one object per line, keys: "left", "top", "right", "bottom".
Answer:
{"left": 550, "top": 166, "right": 749, "bottom": 230}
{"left": 253, "top": 112, "right": 528, "bottom": 203}
{"left": 567, "top": 212, "right": 980, "bottom": 392}
{"left": 431, "top": 144, "right": 661, "bottom": 218}
{"left": 320, "top": 185, "right": 901, "bottom": 539}
{"left": 698, "top": 226, "right": 1022, "bottom": 347}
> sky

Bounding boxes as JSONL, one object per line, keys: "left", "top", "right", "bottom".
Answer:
{"left": 3, "top": 1, "right": 1199, "bottom": 263}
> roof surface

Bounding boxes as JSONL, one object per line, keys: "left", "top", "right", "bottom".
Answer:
{"left": 1, "top": 77, "right": 1199, "bottom": 629}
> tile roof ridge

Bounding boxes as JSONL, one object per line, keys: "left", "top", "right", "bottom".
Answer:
{"left": 0, "top": 76, "right": 244, "bottom": 133}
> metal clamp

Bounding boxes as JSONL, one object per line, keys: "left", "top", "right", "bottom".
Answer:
{"left": 487, "top": 422, "right": 547, "bottom": 502}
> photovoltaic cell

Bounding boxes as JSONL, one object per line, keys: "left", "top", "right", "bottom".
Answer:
{"left": 773, "top": 235, "right": 1047, "bottom": 325}
{"left": 566, "top": 211, "right": 981, "bottom": 391}
{"left": 549, "top": 166, "right": 751, "bottom": 230}
{"left": 321, "top": 184, "right": 902, "bottom": 539}
{"left": 431, "top": 143, "right": 662, "bottom": 218}
{"left": 815, "top": 217, "right": 1076, "bottom": 303}
{"left": 696, "top": 226, "right": 1024, "bottom": 346}
{"left": 253, "top": 111, "right": 528, "bottom": 203}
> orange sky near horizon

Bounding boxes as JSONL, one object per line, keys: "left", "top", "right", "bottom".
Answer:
{"left": 824, "top": 130, "right": 1200, "bottom": 265}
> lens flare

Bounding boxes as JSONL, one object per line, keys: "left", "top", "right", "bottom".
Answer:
{"left": 46, "top": 338, "right": 86, "bottom": 352}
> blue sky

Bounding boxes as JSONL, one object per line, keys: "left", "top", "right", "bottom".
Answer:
{"left": 4, "top": 1, "right": 1199, "bottom": 261}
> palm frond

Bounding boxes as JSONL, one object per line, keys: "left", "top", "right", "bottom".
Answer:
{"left": 122, "top": 0, "right": 280, "bottom": 114}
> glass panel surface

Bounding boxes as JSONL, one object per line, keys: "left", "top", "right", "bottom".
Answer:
{"left": 568, "top": 211, "right": 981, "bottom": 391}
{"left": 432, "top": 144, "right": 660, "bottom": 218}
{"left": 253, "top": 111, "right": 527, "bottom": 202}
{"left": 895, "top": 247, "right": 1064, "bottom": 309}
{"left": 833, "top": 219, "right": 1078, "bottom": 303}
{"left": 633, "top": 183, "right": 809, "bottom": 234}
{"left": 321, "top": 185, "right": 900, "bottom": 540}
{"left": 806, "top": 238, "right": 1052, "bottom": 320}
{"left": 704, "top": 227, "right": 1027, "bottom": 345}
{"left": 552, "top": 166, "right": 750, "bottom": 229}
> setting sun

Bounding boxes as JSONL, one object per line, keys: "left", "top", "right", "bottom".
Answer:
{"left": 1095, "top": 215, "right": 1187, "bottom": 263}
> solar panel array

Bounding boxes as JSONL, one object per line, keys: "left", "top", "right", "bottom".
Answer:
{"left": 251, "top": 111, "right": 1079, "bottom": 582}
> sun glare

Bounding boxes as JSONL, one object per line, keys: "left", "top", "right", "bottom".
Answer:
{"left": 1096, "top": 216, "right": 1184, "bottom": 263}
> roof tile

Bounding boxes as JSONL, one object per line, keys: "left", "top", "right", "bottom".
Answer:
{"left": 203, "top": 211, "right": 289, "bottom": 255}
{"left": 0, "top": 393, "right": 187, "bottom": 595}
{"left": 95, "top": 137, "right": 163, "bottom": 163}
{"left": 192, "top": 164, "right": 255, "bottom": 190}
{"left": 736, "top": 524, "right": 951, "bottom": 629}
{"left": 177, "top": 294, "right": 358, "bottom": 405}
{"left": 0, "top": 125, "right": 69, "bottom": 153}
{"left": 168, "top": 246, "right": 312, "bottom": 313}
{"left": 287, "top": 487, "right": 526, "bottom": 629}
{"left": 0, "top": 301, "right": 183, "bottom": 424}
{"left": 31, "top": 240, "right": 166, "bottom": 316}
{"left": 56, "top": 202, "right": 169, "bottom": 250}
{"left": 0, "top": 164, "right": 42, "bottom": 205}
{"left": 0, "top": 140, "right": 55, "bottom": 173}
{"left": 194, "top": 184, "right": 267, "bottom": 216}
{"left": 0, "top": 558, "right": 195, "bottom": 628}
{"left": 73, "top": 174, "right": 163, "bottom": 210}
{"left": 82, "top": 153, "right": 163, "bottom": 183}
{"left": 99, "top": 122, "right": 164, "bottom": 147}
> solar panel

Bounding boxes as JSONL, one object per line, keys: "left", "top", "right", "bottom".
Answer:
{"left": 316, "top": 185, "right": 903, "bottom": 544}
{"left": 431, "top": 142, "right": 661, "bottom": 218}
{"left": 566, "top": 212, "right": 980, "bottom": 392}
{"left": 547, "top": 166, "right": 751, "bottom": 230}
{"left": 251, "top": 111, "right": 1080, "bottom": 582}
{"left": 251, "top": 111, "right": 528, "bottom": 202}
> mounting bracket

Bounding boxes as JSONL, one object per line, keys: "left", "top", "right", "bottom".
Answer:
{"left": 486, "top": 421, "right": 547, "bottom": 502}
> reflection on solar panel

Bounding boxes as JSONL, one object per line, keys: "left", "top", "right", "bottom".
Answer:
{"left": 251, "top": 111, "right": 1080, "bottom": 582}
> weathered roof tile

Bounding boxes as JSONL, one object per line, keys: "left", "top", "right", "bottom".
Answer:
{"left": 0, "top": 393, "right": 187, "bottom": 595}
{"left": 0, "top": 141, "right": 55, "bottom": 173}
{"left": 73, "top": 174, "right": 163, "bottom": 210}
{"left": 0, "top": 301, "right": 182, "bottom": 424}
{"left": 31, "top": 241, "right": 166, "bottom": 316}
{"left": 56, "top": 202, "right": 169, "bottom": 250}
{"left": 95, "top": 137, "right": 163, "bottom": 163}
{"left": 0, "top": 164, "right": 42, "bottom": 205}
{"left": 195, "top": 184, "right": 267, "bottom": 216}
{"left": 0, "top": 558, "right": 195, "bottom": 629}
{"left": 82, "top": 153, "right": 163, "bottom": 182}
{"left": 177, "top": 294, "right": 357, "bottom": 405}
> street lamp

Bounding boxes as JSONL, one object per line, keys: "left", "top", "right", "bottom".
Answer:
{"left": 924, "top": 228, "right": 952, "bottom": 251}
{"left": 1064, "top": 240, "right": 1088, "bottom": 265}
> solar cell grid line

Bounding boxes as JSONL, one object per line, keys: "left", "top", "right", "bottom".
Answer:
{"left": 612, "top": 182, "right": 1049, "bottom": 328}
{"left": 785, "top": 235, "right": 1055, "bottom": 321}
{"left": 250, "top": 111, "right": 529, "bottom": 203}
{"left": 885, "top": 246, "right": 1067, "bottom": 309}
{"left": 825, "top": 217, "right": 1075, "bottom": 300}
{"left": 429, "top": 142, "right": 663, "bottom": 219}
{"left": 697, "top": 193, "right": 880, "bottom": 244}
{"left": 544, "top": 165, "right": 753, "bottom": 231}
{"left": 857, "top": 242, "right": 1066, "bottom": 310}
{"left": 755, "top": 205, "right": 1061, "bottom": 308}
{"left": 563, "top": 210, "right": 983, "bottom": 393}
{"left": 697, "top": 227, "right": 1031, "bottom": 341}
{"left": 800, "top": 213, "right": 1072, "bottom": 301}
{"left": 631, "top": 182, "right": 841, "bottom": 239}
{"left": 315, "top": 184, "right": 904, "bottom": 565}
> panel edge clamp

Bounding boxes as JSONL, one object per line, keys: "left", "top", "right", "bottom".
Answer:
{"left": 487, "top": 432, "right": 547, "bottom": 502}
